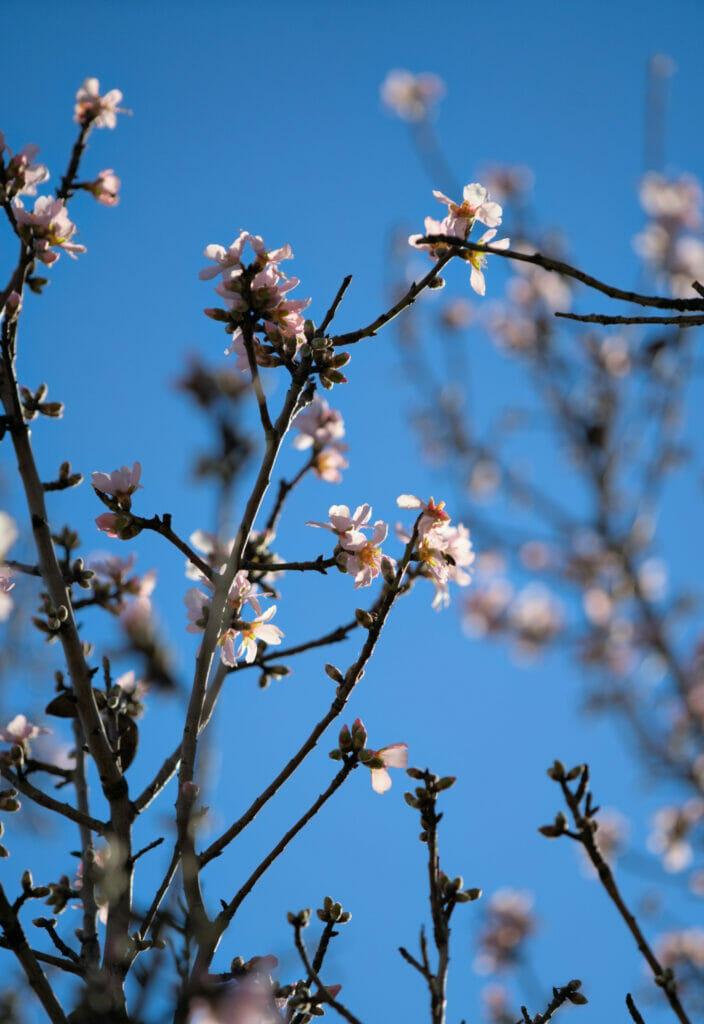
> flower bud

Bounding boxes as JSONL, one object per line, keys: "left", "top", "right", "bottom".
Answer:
{"left": 324, "top": 664, "right": 344, "bottom": 684}
{"left": 354, "top": 608, "right": 375, "bottom": 629}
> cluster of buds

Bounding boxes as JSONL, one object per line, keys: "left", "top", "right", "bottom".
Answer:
{"left": 43, "top": 875, "right": 76, "bottom": 915}
{"left": 92, "top": 462, "right": 143, "bottom": 540}
{"left": 300, "top": 329, "right": 350, "bottom": 390}
{"left": 19, "top": 382, "right": 64, "bottom": 420}
{"left": 409, "top": 183, "right": 509, "bottom": 295}
{"left": 330, "top": 718, "right": 408, "bottom": 793}
{"left": 32, "top": 594, "right": 69, "bottom": 641}
{"left": 316, "top": 895, "right": 352, "bottom": 925}
{"left": 0, "top": 132, "right": 49, "bottom": 202}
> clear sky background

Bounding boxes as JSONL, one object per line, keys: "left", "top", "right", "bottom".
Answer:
{"left": 1, "top": 1, "right": 704, "bottom": 1022}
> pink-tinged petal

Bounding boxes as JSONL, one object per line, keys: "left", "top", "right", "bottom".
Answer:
{"left": 371, "top": 767, "right": 392, "bottom": 794}
{"left": 370, "top": 521, "right": 388, "bottom": 545}
{"left": 220, "top": 633, "right": 238, "bottom": 667}
{"left": 477, "top": 229, "right": 497, "bottom": 246}
{"left": 397, "top": 494, "right": 423, "bottom": 509}
{"left": 493, "top": 236, "right": 511, "bottom": 250}
{"left": 477, "top": 201, "right": 503, "bottom": 227}
{"left": 380, "top": 742, "right": 409, "bottom": 769}
{"left": 432, "top": 190, "right": 454, "bottom": 206}
{"left": 256, "top": 624, "right": 283, "bottom": 645}
{"left": 351, "top": 504, "right": 372, "bottom": 527}
{"left": 470, "top": 265, "right": 486, "bottom": 296}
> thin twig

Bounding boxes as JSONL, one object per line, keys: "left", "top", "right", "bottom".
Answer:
{"left": 0, "top": 764, "right": 108, "bottom": 835}
{"left": 293, "top": 920, "right": 364, "bottom": 1024}
{"left": 556, "top": 311, "right": 704, "bottom": 327}
{"left": 0, "top": 884, "right": 69, "bottom": 1023}
{"left": 317, "top": 275, "right": 353, "bottom": 335}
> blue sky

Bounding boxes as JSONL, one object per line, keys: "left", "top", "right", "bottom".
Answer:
{"left": 2, "top": 2, "right": 704, "bottom": 1021}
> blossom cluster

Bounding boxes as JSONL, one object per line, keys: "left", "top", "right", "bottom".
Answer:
{"left": 13, "top": 196, "right": 86, "bottom": 265}
{"left": 0, "top": 133, "right": 49, "bottom": 202}
{"left": 73, "top": 77, "right": 129, "bottom": 129}
{"left": 410, "top": 183, "right": 510, "bottom": 295}
{"left": 307, "top": 504, "right": 392, "bottom": 589}
{"left": 634, "top": 171, "right": 704, "bottom": 298}
{"left": 185, "top": 569, "right": 283, "bottom": 667}
{"left": 396, "top": 495, "right": 474, "bottom": 608}
{"left": 293, "top": 395, "right": 348, "bottom": 482}
{"left": 201, "top": 230, "right": 310, "bottom": 364}
{"left": 92, "top": 461, "right": 143, "bottom": 539}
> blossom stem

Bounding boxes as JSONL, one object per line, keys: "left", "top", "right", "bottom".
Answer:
{"left": 293, "top": 920, "right": 364, "bottom": 1024}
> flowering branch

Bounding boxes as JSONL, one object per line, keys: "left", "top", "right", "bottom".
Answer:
{"left": 422, "top": 235, "right": 704, "bottom": 311}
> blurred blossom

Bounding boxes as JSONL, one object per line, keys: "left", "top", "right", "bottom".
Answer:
{"left": 481, "top": 983, "right": 515, "bottom": 1024}
{"left": 639, "top": 172, "right": 702, "bottom": 229}
{"left": 481, "top": 164, "right": 535, "bottom": 204}
{"left": 599, "top": 335, "right": 631, "bottom": 377}
{"left": 439, "top": 298, "right": 474, "bottom": 331}
{"left": 380, "top": 69, "right": 445, "bottom": 121}
{"left": 468, "top": 459, "right": 500, "bottom": 499}
{"left": 579, "top": 808, "right": 629, "bottom": 877}
{"left": 656, "top": 929, "right": 704, "bottom": 981}
{"left": 648, "top": 799, "right": 704, "bottom": 872}
{"left": 519, "top": 541, "right": 552, "bottom": 571}
{"left": 462, "top": 578, "right": 513, "bottom": 639}
{"left": 509, "top": 584, "right": 564, "bottom": 653}
{"left": 637, "top": 557, "right": 667, "bottom": 602}
{"left": 583, "top": 587, "right": 613, "bottom": 627}
{"left": 475, "top": 889, "right": 535, "bottom": 974}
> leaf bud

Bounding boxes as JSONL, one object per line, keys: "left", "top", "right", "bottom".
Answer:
{"left": 354, "top": 608, "right": 375, "bottom": 629}
{"left": 324, "top": 664, "right": 344, "bottom": 684}
{"left": 269, "top": 664, "right": 291, "bottom": 678}
{"left": 21, "top": 870, "right": 33, "bottom": 891}
{"left": 547, "top": 759, "right": 565, "bottom": 780}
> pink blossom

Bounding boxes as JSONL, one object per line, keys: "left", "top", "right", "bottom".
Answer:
{"left": 74, "top": 78, "right": 129, "bottom": 129}
{"left": 433, "top": 183, "right": 503, "bottom": 230}
{"left": 397, "top": 494, "right": 451, "bottom": 538}
{"left": 87, "top": 168, "right": 120, "bottom": 206}
{"left": 408, "top": 214, "right": 462, "bottom": 260}
{"left": 313, "top": 446, "right": 349, "bottom": 483}
{"left": 0, "top": 133, "right": 49, "bottom": 198}
{"left": 91, "top": 462, "right": 142, "bottom": 503}
{"left": 293, "top": 396, "right": 346, "bottom": 450}
{"left": 0, "top": 714, "right": 50, "bottom": 756}
{"left": 307, "top": 503, "right": 372, "bottom": 546}
{"left": 340, "top": 521, "right": 391, "bottom": 588}
{"left": 368, "top": 742, "right": 409, "bottom": 794}
{"left": 380, "top": 70, "right": 445, "bottom": 122}
{"left": 0, "top": 567, "right": 14, "bottom": 622}
{"left": 467, "top": 230, "right": 510, "bottom": 296}
{"left": 226, "top": 606, "right": 284, "bottom": 665}
{"left": 95, "top": 512, "right": 120, "bottom": 538}
{"left": 13, "top": 196, "right": 86, "bottom": 263}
